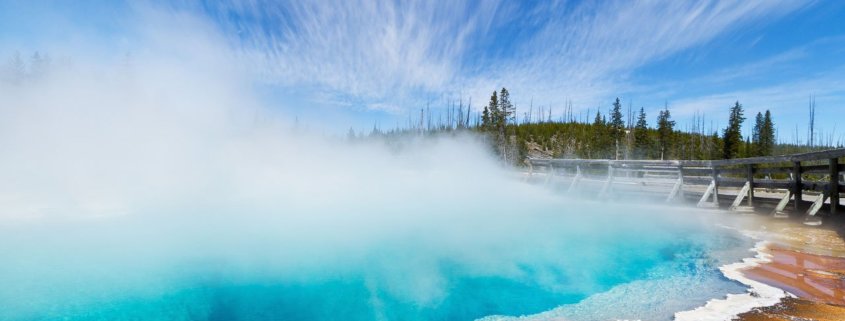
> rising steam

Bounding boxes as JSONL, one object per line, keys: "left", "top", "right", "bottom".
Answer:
{"left": 0, "top": 7, "right": 751, "bottom": 321}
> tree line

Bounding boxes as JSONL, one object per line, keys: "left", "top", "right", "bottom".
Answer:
{"left": 358, "top": 88, "right": 822, "bottom": 166}
{"left": 1, "top": 51, "right": 52, "bottom": 85}
{"left": 514, "top": 97, "right": 780, "bottom": 164}
{"left": 477, "top": 89, "right": 780, "bottom": 164}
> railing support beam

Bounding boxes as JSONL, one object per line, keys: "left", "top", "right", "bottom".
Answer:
{"left": 746, "top": 164, "right": 754, "bottom": 207}
{"left": 678, "top": 165, "right": 685, "bottom": 199}
{"left": 711, "top": 168, "right": 720, "bottom": 205}
{"left": 567, "top": 166, "right": 581, "bottom": 193}
{"left": 598, "top": 165, "right": 615, "bottom": 198}
{"left": 793, "top": 161, "right": 802, "bottom": 213}
{"left": 772, "top": 190, "right": 791, "bottom": 218}
{"left": 697, "top": 180, "right": 716, "bottom": 208}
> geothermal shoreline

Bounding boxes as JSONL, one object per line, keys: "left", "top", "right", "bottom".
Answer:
{"left": 674, "top": 237, "right": 790, "bottom": 321}
{"left": 479, "top": 210, "right": 790, "bottom": 321}
{"left": 679, "top": 216, "right": 845, "bottom": 321}
{"left": 732, "top": 222, "right": 845, "bottom": 321}
{"left": 673, "top": 214, "right": 845, "bottom": 321}
{"left": 500, "top": 211, "right": 845, "bottom": 321}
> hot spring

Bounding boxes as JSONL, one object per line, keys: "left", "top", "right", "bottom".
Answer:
{"left": 0, "top": 191, "right": 756, "bottom": 321}
{"left": 0, "top": 74, "right": 760, "bottom": 319}
{"left": 0, "top": 19, "right": 758, "bottom": 320}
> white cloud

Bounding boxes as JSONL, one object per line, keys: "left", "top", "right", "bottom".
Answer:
{"left": 669, "top": 65, "right": 845, "bottom": 142}
{"left": 181, "top": 0, "right": 810, "bottom": 115}
{"left": 187, "top": 0, "right": 501, "bottom": 112}
{"left": 468, "top": 1, "right": 811, "bottom": 111}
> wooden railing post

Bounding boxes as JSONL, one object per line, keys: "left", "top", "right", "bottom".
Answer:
{"left": 831, "top": 158, "right": 840, "bottom": 216}
{"left": 793, "top": 161, "right": 802, "bottom": 213}
{"left": 678, "top": 165, "right": 685, "bottom": 199}
{"left": 746, "top": 164, "right": 754, "bottom": 206}
{"left": 711, "top": 167, "right": 720, "bottom": 205}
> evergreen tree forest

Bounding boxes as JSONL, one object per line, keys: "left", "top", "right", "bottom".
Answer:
{"left": 355, "top": 87, "right": 843, "bottom": 166}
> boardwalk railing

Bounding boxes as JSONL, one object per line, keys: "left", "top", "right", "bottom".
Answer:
{"left": 527, "top": 148, "right": 845, "bottom": 224}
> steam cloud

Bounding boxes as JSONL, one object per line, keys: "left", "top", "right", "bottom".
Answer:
{"left": 0, "top": 7, "right": 748, "bottom": 321}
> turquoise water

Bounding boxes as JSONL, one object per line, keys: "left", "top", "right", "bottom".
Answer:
{"left": 0, "top": 205, "right": 753, "bottom": 321}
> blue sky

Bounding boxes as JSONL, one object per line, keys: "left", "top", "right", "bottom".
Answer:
{"left": 2, "top": 0, "right": 844, "bottom": 143}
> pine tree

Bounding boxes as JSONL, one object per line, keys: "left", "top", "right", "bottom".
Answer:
{"left": 497, "top": 88, "right": 515, "bottom": 163}
{"left": 593, "top": 110, "right": 604, "bottom": 126}
{"left": 497, "top": 88, "right": 512, "bottom": 142}
{"left": 591, "top": 110, "right": 609, "bottom": 158}
{"left": 609, "top": 98, "right": 625, "bottom": 140}
{"left": 752, "top": 112, "right": 764, "bottom": 156}
{"left": 481, "top": 106, "right": 490, "bottom": 130}
{"left": 498, "top": 88, "right": 514, "bottom": 127}
{"left": 722, "top": 101, "right": 745, "bottom": 159}
{"left": 608, "top": 98, "right": 625, "bottom": 159}
{"left": 656, "top": 106, "right": 675, "bottom": 160}
{"left": 487, "top": 91, "right": 499, "bottom": 131}
{"left": 633, "top": 107, "right": 650, "bottom": 159}
{"left": 760, "top": 110, "right": 775, "bottom": 156}
{"left": 486, "top": 90, "right": 507, "bottom": 160}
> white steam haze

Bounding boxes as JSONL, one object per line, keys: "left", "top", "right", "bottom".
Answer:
{"left": 0, "top": 6, "right": 754, "bottom": 321}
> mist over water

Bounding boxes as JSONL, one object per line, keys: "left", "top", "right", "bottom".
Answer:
{"left": 0, "top": 195, "right": 752, "bottom": 320}
{"left": 0, "top": 9, "right": 753, "bottom": 321}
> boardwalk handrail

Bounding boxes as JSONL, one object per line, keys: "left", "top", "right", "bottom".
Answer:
{"left": 708, "top": 148, "right": 845, "bottom": 167}
{"left": 528, "top": 148, "right": 845, "bottom": 168}
{"left": 526, "top": 148, "right": 844, "bottom": 218}
{"left": 529, "top": 159, "right": 684, "bottom": 167}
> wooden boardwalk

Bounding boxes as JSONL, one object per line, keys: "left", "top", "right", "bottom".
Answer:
{"left": 527, "top": 148, "right": 845, "bottom": 225}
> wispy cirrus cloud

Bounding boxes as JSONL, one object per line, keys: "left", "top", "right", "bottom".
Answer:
{"left": 178, "top": 0, "right": 501, "bottom": 112}
{"left": 176, "top": 0, "right": 811, "bottom": 115}
{"left": 640, "top": 33, "right": 845, "bottom": 142}
{"left": 466, "top": 0, "right": 812, "bottom": 109}
{"left": 1, "top": 0, "right": 820, "bottom": 123}
{"left": 669, "top": 65, "right": 845, "bottom": 141}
